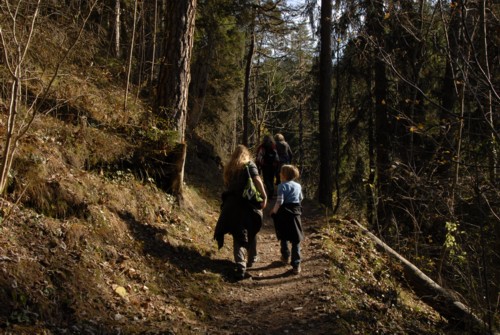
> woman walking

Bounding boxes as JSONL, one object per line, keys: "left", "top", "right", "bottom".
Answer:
{"left": 256, "top": 135, "right": 279, "bottom": 197}
{"left": 214, "top": 145, "right": 268, "bottom": 279}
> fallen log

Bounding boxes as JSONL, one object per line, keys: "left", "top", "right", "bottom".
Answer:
{"left": 350, "top": 219, "right": 498, "bottom": 335}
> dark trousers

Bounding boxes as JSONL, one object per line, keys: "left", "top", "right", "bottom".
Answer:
{"left": 280, "top": 239, "right": 301, "bottom": 267}
{"left": 262, "top": 166, "right": 275, "bottom": 196}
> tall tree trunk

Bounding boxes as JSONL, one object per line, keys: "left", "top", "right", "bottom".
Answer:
{"left": 479, "top": 0, "right": 497, "bottom": 182}
{"left": 332, "top": 38, "right": 341, "bottom": 213}
{"left": 188, "top": 7, "right": 218, "bottom": 133}
{"left": 243, "top": 22, "right": 255, "bottom": 147}
{"left": 317, "top": 0, "right": 334, "bottom": 209}
{"left": 396, "top": 0, "right": 426, "bottom": 171}
{"left": 479, "top": 1, "right": 495, "bottom": 327}
{"left": 156, "top": 0, "right": 197, "bottom": 197}
{"left": 150, "top": 0, "right": 158, "bottom": 85}
{"left": 114, "top": 0, "right": 121, "bottom": 58}
{"left": 365, "top": 78, "right": 376, "bottom": 228}
{"left": 366, "top": 0, "right": 391, "bottom": 231}
{"left": 439, "top": 0, "right": 461, "bottom": 179}
{"left": 187, "top": 55, "right": 210, "bottom": 133}
{"left": 124, "top": 0, "right": 138, "bottom": 112}
{"left": 374, "top": 46, "right": 392, "bottom": 232}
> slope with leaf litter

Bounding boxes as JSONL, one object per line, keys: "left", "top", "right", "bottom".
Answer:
{"left": 0, "top": 59, "right": 224, "bottom": 333}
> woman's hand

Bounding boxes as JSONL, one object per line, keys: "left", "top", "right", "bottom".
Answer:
{"left": 253, "top": 175, "right": 267, "bottom": 210}
{"left": 260, "top": 198, "right": 267, "bottom": 209}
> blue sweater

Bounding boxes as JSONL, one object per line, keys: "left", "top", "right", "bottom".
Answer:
{"left": 276, "top": 180, "right": 303, "bottom": 205}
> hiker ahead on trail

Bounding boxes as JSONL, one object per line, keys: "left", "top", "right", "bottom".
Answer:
{"left": 270, "top": 164, "right": 304, "bottom": 275}
{"left": 214, "top": 145, "right": 267, "bottom": 280}
{"left": 256, "top": 134, "right": 279, "bottom": 197}
{"left": 274, "top": 133, "right": 293, "bottom": 185}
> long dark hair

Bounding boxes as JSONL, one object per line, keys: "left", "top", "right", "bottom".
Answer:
{"left": 262, "top": 134, "right": 275, "bottom": 148}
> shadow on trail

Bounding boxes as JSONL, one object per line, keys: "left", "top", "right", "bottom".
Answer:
{"left": 249, "top": 267, "right": 296, "bottom": 281}
{"left": 247, "top": 271, "right": 317, "bottom": 288}
{"left": 117, "top": 210, "right": 235, "bottom": 280}
{"left": 248, "top": 260, "right": 283, "bottom": 271}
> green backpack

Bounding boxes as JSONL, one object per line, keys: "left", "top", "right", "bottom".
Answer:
{"left": 242, "top": 163, "right": 263, "bottom": 207}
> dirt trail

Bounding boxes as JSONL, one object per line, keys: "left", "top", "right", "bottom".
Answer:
{"left": 206, "top": 202, "right": 345, "bottom": 335}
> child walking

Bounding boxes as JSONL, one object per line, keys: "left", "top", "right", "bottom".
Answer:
{"left": 270, "top": 165, "right": 304, "bottom": 274}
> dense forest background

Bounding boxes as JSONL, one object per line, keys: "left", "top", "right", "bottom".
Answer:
{"left": 0, "top": 0, "right": 498, "bottom": 333}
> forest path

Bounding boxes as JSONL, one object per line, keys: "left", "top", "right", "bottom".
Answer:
{"left": 205, "top": 201, "right": 347, "bottom": 335}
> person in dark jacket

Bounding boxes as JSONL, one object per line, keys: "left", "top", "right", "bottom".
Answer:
{"left": 255, "top": 134, "right": 279, "bottom": 196}
{"left": 274, "top": 133, "right": 293, "bottom": 185}
{"left": 214, "top": 145, "right": 267, "bottom": 279}
{"left": 270, "top": 164, "right": 304, "bottom": 274}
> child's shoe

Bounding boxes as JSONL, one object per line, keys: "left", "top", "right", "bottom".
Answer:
{"left": 247, "top": 256, "right": 259, "bottom": 268}
{"left": 292, "top": 264, "right": 301, "bottom": 275}
{"left": 280, "top": 256, "right": 289, "bottom": 265}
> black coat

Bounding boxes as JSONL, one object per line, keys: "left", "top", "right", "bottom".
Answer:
{"left": 272, "top": 203, "right": 303, "bottom": 243}
{"left": 214, "top": 191, "right": 263, "bottom": 249}
{"left": 275, "top": 140, "right": 293, "bottom": 164}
